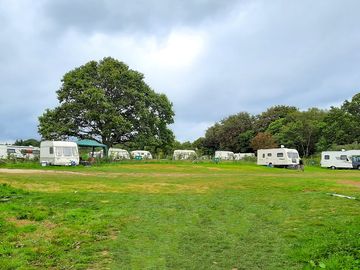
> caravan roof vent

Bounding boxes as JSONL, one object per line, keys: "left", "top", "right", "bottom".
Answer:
{"left": 280, "top": 145, "right": 285, "bottom": 148}
{"left": 341, "top": 149, "right": 346, "bottom": 152}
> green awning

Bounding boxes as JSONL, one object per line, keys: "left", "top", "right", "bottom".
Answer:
{"left": 76, "top": 139, "right": 108, "bottom": 157}
{"left": 76, "top": 139, "right": 106, "bottom": 148}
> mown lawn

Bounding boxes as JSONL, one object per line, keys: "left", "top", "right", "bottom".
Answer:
{"left": 0, "top": 162, "right": 359, "bottom": 269}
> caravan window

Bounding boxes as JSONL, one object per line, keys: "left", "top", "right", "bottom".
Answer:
{"left": 340, "top": 155, "right": 347, "bottom": 161}
{"left": 324, "top": 155, "right": 330, "bottom": 160}
{"left": 267, "top": 153, "right": 272, "bottom": 157}
{"left": 287, "top": 152, "right": 299, "bottom": 159}
{"left": 49, "top": 147, "right": 54, "bottom": 154}
{"left": 277, "top": 153, "right": 284, "bottom": 157}
{"left": 63, "top": 147, "right": 72, "bottom": 157}
{"left": 262, "top": 154, "right": 265, "bottom": 158}
{"left": 7, "top": 149, "right": 15, "bottom": 154}
{"left": 56, "top": 147, "right": 62, "bottom": 157}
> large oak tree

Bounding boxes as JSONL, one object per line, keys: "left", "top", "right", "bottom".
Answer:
{"left": 38, "top": 57, "right": 175, "bottom": 149}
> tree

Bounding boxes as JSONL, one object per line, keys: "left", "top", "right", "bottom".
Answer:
{"left": 270, "top": 108, "right": 327, "bottom": 156}
{"left": 255, "top": 105, "right": 298, "bottom": 132}
{"left": 14, "top": 139, "right": 40, "bottom": 147}
{"left": 202, "top": 123, "right": 222, "bottom": 155}
{"left": 38, "top": 57, "right": 175, "bottom": 149}
{"left": 250, "top": 132, "right": 277, "bottom": 151}
{"left": 217, "top": 112, "right": 255, "bottom": 152}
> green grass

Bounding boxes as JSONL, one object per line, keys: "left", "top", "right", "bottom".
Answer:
{"left": 0, "top": 162, "right": 359, "bottom": 269}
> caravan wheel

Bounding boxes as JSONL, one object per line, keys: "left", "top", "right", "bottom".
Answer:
{"left": 330, "top": 166, "right": 336, "bottom": 170}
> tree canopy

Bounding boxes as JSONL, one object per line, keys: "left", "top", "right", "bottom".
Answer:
{"left": 196, "top": 92, "right": 360, "bottom": 157}
{"left": 38, "top": 57, "right": 175, "bottom": 149}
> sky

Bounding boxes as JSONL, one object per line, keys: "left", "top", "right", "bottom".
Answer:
{"left": 0, "top": 0, "right": 359, "bottom": 143}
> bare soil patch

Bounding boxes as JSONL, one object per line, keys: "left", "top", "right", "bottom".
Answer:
{"left": 338, "top": 180, "right": 360, "bottom": 188}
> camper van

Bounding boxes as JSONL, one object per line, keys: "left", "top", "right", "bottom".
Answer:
{"left": 234, "top": 153, "right": 255, "bottom": 160}
{"left": 320, "top": 150, "right": 360, "bottom": 169}
{"left": 40, "top": 141, "right": 79, "bottom": 166}
{"left": 257, "top": 147, "right": 300, "bottom": 167}
{"left": 173, "top": 150, "right": 197, "bottom": 160}
{"left": 215, "top": 151, "right": 235, "bottom": 160}
{"left": 130, "top": 150, "right": 153, "bottom": 160}
{"left": 108, "top": 148, "right": 130, "bottom": 160}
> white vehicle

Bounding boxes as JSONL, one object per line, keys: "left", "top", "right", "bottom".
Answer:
{"left": 0, "top": 145, "right": 39, "bottom": 159}
{"left": 215, "top": 151, "right": 234, "bottom": 160}
{"left": 0, "top": 145, "right": 7, "bottom": 159}
{"left": 173, "top": 150, "right": 197, "bottom": 160}
{"left": 320, "top": 150, "right": 360, "bottom": 169}
{"left": 234, "top": 153, "right": 255, "bottom": 160}
{"left": 130, "top": 150, "right": 153, "bottom": 160}
{"left": 108, "top": 148, "right": 130, "bottom": 160}
{"left": 40, "top": 141, "right": 79, "bottom": 166}
{"left": 257, "top": 147, "right": 300, "bottom": 167}
{"left": 88, "top": 150, "right": 104, "bottom": 159}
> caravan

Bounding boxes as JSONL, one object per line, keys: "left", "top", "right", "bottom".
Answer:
{"left": 108, "top": 148, "right": 130, "bottom": 160}
{"left": 130, "top": 150, "right": 153, "bottom": 160}
{"left": 173, "top": 150, "right": 197, "bottom": 160}
{"left": 234, "top": 153, "right": 255, "bottom": 160}
{"left": 40, "top": 141, "right": 79, "bottom": 166}
{"left": 320, "top": 150, "right": 360, "bottom": 169}
{"left": 257, "top": 147, "right": 300, "bottom": 167}
{"left": 215, "top": 151, "right": 234, "bottom": 160}
{"left": 0, "top": 145, "right": 39, "bottom": 159}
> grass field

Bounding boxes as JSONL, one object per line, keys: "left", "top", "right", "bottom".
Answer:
{"left": 0, "top": 161, "right": 359, "bottom": 269}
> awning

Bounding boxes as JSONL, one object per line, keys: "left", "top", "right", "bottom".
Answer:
{"left": 76, "top": 139, "right": 108, "bottom": 157}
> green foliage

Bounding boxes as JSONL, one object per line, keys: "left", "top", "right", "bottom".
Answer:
{"left": 198, "top": 92, "right": 360, "bottom": 157}
{"left": 38, "top": 57, "right": 175, "bottom": 152}
{"left": 255, "top": 105, "right": 298, "bottom": 132}
{"left": 13, "top": 139, "right": 40, "bottom": 147}
{"left": 250, "top": 132, "right": 278, "bottom": 150}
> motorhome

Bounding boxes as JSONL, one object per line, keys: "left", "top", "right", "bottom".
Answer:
{"left": 173, "top": 150, "right": 197, "bottom": 160}
{"left": 257, "top": 147, "right": 300, "bottom": 167}
{"left": 234, "top": 153, "right": 255, "bottom": 160}
{"left": 320, "top": 150, "right": 360, "bottom": 169}
{"left": 108, "top": 148, "right": 130, "bottom": 160}
{"left": 40, "top": 141, "right": 79, "bottom": 166}
{"left": 130, "top": 150, "right": 153, "bottom": 160}
{"left": 215, "top": 151, "right": 234, "bottom": 160}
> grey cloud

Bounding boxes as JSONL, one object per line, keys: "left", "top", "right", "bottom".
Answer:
{"left": 171, "top": 0, "right": 360, "bottom": 131}
{"left": 43, "top": 0, "right": 241, "bottom": 35}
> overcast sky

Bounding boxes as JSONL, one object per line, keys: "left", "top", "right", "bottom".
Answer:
{"left": 0, "top": 0, "right": 359, "bottom": 143}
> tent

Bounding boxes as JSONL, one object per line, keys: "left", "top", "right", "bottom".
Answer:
{"left": 76, "top": 139, "right": 108, "bottom": 157}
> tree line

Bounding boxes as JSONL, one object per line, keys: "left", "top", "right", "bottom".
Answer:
{"left": 183, "top": 93, "right": 360, "bottom": 157}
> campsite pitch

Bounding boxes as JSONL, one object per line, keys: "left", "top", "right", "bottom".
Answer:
{"left": 0, "top": 162, "right": 359, "bottom": 269}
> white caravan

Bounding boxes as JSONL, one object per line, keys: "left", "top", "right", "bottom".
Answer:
{"left": 320, "top": 150, "right": 360, "bottom": 169}
{"left": 40, "top": 141, "right": 79, "bottom": 166}
{"left": 0, "top": 145, "right": 39, "bottom": 159}
{"left": 173, "top": 150, "right": 197, "bottom": 160}
{"left": 234, "top": 153, "right": 255, "bottom": 160}
{"left": 257, "top": 147, "right": 300, "bottom": 167}
{"left": 0, "top": 145, "right": 7, "bottom": 159}
{"left": 108, "top": 148, "right": 130, "bottom": 160}
{"left": 215, "top": 151, "right": 235, "bottom": 160}
{"left": 130, "top": 150, "right": 153, "bottom": 160}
